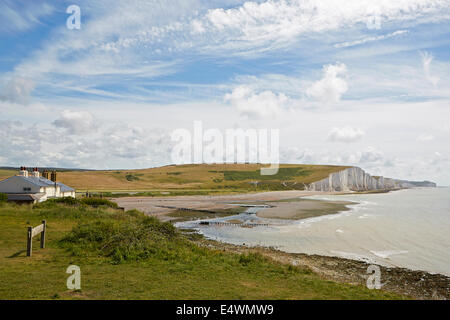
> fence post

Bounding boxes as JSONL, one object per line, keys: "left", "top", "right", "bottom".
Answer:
{"left": 40, "top": 220, "right": 46, "bottom": 249}
{"left": 27, "top": 226, "right": 33, "bottom": 257}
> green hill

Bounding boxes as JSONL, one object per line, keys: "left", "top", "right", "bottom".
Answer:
{"left": 0, "top": 164, "right": 350, "bottom": 194}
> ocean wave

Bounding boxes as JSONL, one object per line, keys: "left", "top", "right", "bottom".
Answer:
{"left": 370, "top": 250, "right": 408, "bottom": 259}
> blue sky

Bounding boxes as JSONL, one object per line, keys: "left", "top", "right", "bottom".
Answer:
{"left": 1, "top": 0, "right": 450, "bottom": 184}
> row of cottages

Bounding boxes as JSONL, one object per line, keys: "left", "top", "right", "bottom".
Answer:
{"left": 0, "top": 167, "right": 76, "bottom": 204}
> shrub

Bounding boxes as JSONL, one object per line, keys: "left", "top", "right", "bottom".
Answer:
{"left": 33, "top": 197, "right": 81, "bottom": 209}
{"left": 80, "top": 197, "right": 118, "bottom": 209}
{"left": 60, "top": 215, "right": 179, "bottom": 263}
{"left": 125, "top": 174, "right": 140, "bottom": 181}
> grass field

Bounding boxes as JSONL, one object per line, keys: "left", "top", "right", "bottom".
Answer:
{"left": 0, "top": 201, "right": 403, "bottom": 300}
{"left": 0, "top": 164, "right": 349, "bottom": 194}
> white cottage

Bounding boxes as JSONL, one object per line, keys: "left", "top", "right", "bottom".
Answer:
{"left": 0, "top": 167, "right": 76, "bottom": 203}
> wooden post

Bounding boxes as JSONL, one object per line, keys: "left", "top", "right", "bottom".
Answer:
{"left": 27, "top": 226, "right": 33, "bottom": 257}
{"left": 40, "top": 220, "right": 46, "bottom": 249}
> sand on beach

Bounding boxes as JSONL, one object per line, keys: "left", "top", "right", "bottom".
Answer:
{"left": 258, "top": 199, "right": 354, "bottom": 220}
{"left": 113, "top": 190, "right": 351, "bottom": 220}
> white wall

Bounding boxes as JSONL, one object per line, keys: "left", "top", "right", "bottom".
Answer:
{"left": 61, "top": 191, "right": 76, "bottom": 198}
{"left": 0, "top": 176, "right": 41, "bottom": 194}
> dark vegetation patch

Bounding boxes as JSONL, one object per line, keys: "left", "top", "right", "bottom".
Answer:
{"left": 223, "top": 167, "right": 311, "bottom": 181}
{"left": 125, "top": 174, "right": 140, "bottom": 181}
{"left": 167, "top": 172, "right": 182, "bottom": 175}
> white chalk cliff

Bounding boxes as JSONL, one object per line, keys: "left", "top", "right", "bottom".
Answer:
{"left": 307, "top": 167, "right": 436, "bottom": 192}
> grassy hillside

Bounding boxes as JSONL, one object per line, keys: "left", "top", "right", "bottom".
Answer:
{"left": 0, "top": 164, "right": 349, "bottom": 193}
{"left": 0, "top": 201, "right": 402, "bottom": 300}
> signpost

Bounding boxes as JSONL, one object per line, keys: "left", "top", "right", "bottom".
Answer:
{"left": 27, "top": 220, "right": 46, "bottom": 257}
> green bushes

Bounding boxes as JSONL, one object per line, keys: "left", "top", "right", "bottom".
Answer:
{"left": 0, "top": 193, "right": 7, "bottom": 203}
{"left": 60, "top": 214, "right": 180, "bottom": 263}
{"left": 125, "top": 174, "right": 140, "bottom": 181}
{"left": 80, "top": 197, "right": 118, "bottom": 209}
{"left": 52, "top": 197, "right": 80, "bottom": 205}
{"left": 35, "top": 196, "right": 118, "bottom": 209}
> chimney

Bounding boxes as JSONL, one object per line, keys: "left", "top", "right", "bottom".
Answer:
{"left": 32, "top": 167, "right": 40, "bottom": 178}
{"left": 19, "top": 166, "right": 29, "bottom": 177}
{"left": 50, "top": 170, "right": 57, "bottom": 182}
{"left": 42, "top": 170, "right": 49, "bottom": 179}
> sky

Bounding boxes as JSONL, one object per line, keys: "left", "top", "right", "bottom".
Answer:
{"left": 0, "top": 0, "right": 449, "bottom": 185}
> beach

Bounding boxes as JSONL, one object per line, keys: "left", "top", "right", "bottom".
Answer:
{"left": 113, "top": 190, "right": 351, "bottom": 221}
{"left": 114, "top": 188, "right": 450, "bottom": 299}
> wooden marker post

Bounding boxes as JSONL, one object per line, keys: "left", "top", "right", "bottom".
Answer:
{"left": 27, "top": 226, "right": 33, "bottom": 257}
{"left": 40, "top": 220, "right": 46, "bottom": 249}
{"left": 26, "top": 220, "right": 46, "bottom": 257}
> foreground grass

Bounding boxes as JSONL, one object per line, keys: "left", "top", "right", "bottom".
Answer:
{"left": 0, "top": 202, "right": 404, "bottom": 300}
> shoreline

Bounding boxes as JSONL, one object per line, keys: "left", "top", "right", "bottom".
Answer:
{"left": 194, "top": 237, "right": 449, "bottom": 300}
{"left": 113, "top": 190, "right": 354, "bottom": 221}
{"left": 114, "top": 189, "right": 450, "bottom": 299}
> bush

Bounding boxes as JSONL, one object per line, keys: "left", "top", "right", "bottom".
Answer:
{"left": 60, "top": 215, "right": 179, "bottom": 263}
{"left": 0, "top": 193, "right": 7, "bottom": 202}
{"left": 52, "top": 197, "right": 80, "bottom": 205}
{"left": 80, "top": 197, "right": 118, "bottom": 209}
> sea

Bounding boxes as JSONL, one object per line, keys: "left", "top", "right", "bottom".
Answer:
{"left": 176, "top": 187, "right": 450, "bottom": 276}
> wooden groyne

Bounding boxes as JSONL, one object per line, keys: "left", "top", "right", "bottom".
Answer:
{"left": 156, "top": 205, "right": 219, "bottom": 214}
{"left": 198, "top": 221, "right": 269, "bottom": 227}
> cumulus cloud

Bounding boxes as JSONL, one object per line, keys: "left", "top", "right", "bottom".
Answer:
{"left": 327, "top": 126, "right": 365, "bottom": 143}
{"left": 306, "top": 63, "right": 348, "bottom": 104}
{"left": 52, "top": 110, "right": 97, "bottom": 135}
{"left": 224, "top": 85, "right": 289, "bottom": 118}
{"left": 0, "top": 120, "right": 54, "bottom": 166}
{"left": 349, "top": 146, "right": 387, "bottom": 166}
{"left": 0, "top": 77, "right": 35, "bottom": 104}
{"left": 421, "top": 51, "right": 439, "bottom": 86}
{"left": 280, "top": 147, "right": 318, "bottom": 164}
{"left": 0, "top": 119, "right": 173, "bottom": 169}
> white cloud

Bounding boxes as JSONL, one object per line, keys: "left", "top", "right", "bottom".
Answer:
{"left": 421, "top": 51, "right": 439, "bottom": 86}
{"left": 0, "top": 118, "right": 173, "bottom": 169}
{"left": 52, "top": 110, "right": 97, "bottom": 135}
{"left": 0, "top": 0, "right": 54, "bottom": 33}
{"left": 306, "top": 63, "right": 348, "bottom": 104}
{"left": 224, "top": 85, "right": 289, "bottom": 118}
{"left": 417, "top": 133, "right": 435, "bottom": 141}
{"left": 349, "top": 146, "right": 387, "bottom": 165}
{"left": 334, "top": 30, "right": 409, "bottom": 48}
{"left": 0, "top": 77, "right": 35, "bottom": 104}
{"left": 327, "top": 126, "right": 365, "bottom": 143}
{"left": 202, "top": 0, "right": 449, "bottom": 49}
{"left": 190, "top": 19, "right": 205, "bottom": 34}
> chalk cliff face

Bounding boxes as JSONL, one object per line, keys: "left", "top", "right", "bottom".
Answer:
{"left": 307, "top": 167, "right": 436, "bottom": 192}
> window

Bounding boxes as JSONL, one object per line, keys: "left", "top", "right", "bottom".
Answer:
{"left": 23, "top": 187, "right": 31, "bottom": 192}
